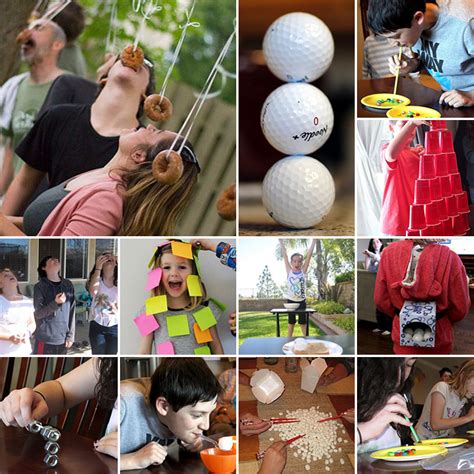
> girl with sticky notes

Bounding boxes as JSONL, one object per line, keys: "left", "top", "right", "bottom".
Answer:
{"left": 134, "top": 241, "right": 225, "bottom": 355}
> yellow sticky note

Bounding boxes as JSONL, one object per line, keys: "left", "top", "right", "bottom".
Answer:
{"left": 187, "top": 275, "right": 202, "bottom": 297}
{"left": 166, "top": 314, "right": 190, "bottom": 337}
{"left": 193, "top": 323, "right": 213, "bottom": 344}
{"left": 193, "top": 306, "right": 217, "bottom": 331}
{"left": 145, "top": 295, "right": 168, "bottom": 315}
{"left": 194, "top": 346, "right": 211, "bottom": 355}
{"left": 171, "top": 241, "right": 193, "bottom": 260}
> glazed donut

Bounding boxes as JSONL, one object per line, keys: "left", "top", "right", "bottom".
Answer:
{"left": 16, "top": 29, "right": 32, "bottom": 44}
{"left": 144, "top": 94, "right": 173, "bottom": 122}
{"left": 217, "top": 184, "right": 236, "bottom": 221}
{"left": 152, "top": 150, "right": 184, "bottom": 185}
{"left": 120, "top": 45, "right": 144, "bottom": 71}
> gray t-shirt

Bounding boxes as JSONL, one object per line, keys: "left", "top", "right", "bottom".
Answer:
{"left": 413, "top": 12, "right": 474, "bottom": 91}
{"left": 137, "top": 300, "right": 222, "bottom": 355}
{"left": 120, "top": 378, "right": 176, "bottom": 454}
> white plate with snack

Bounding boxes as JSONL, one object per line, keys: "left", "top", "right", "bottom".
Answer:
{"left": 282, "top": 338, "right": 343, "bottom": 355}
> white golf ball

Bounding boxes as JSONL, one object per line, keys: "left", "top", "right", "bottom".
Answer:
{"left": 263, "top": 12, "right": 334, "bottom": 83}
{"left": 262, "top": 155, "right": 335, "bottom": 228}
{"left": 261, "top": 83, "right": 333, "bottom": 155}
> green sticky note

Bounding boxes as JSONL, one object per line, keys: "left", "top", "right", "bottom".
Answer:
{"left": 147, "top": 249, "right": 158, "bottom": 269}
{"left": 194, "top": 346, "right": 211, "bottom": 355}
{"left": 187, "top": 275, "right": 202, "bottom": 297}
{"left": 145, "top": 295, "right": 168, "bottom": 315}
{"left": 193, "top": 306, "right": 217, "bottom": 331}
{"left": 209, "top": 297, "right": 227, "bottom": 312}
{"left": 194, "top": 254, "right": 201, "bottom": 277}
{"left": 166, "top": 314, "right": 190, "bottom": 337}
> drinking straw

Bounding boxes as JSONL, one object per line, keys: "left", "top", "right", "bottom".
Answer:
{"left": 393, "top": 46, "right": 403, "bottom": 96}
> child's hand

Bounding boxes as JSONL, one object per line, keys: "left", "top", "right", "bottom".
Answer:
{"left": 130, "top": 442, "right": 168, "bottom": 468}
{"left": 439, "top": 89, "right": 474, "bottom": 108}
{"left": 240, "top": 413, "right": 272, "bottom": 436}
{"left": 94, "top": 431, "right": 118, "bottom": 458}
{"left": 0, "top": 388, "right": 49, "bottom": 427}
{"left": 412, "top": 144, "right": 425, "bottom": 156}
{"left": 411, "top": 120, "right": 430, "bottom": 127}
{"left": 388, "top": 53, "right": 419, "bottom": 76}
{"left": 228, "top": 311, "right": 236, "bottom": 332}
{"left": 55, "top": 292, "right": 66, "bottom": 305}
{"left": 278, "top": 239, "right": 286, "bottom": 248}
{"left": 180, "top": 437, "right": 203, "bottom": 452}
{"left": 190, "top": 239, "right": 217, "bottom": 252}
{"left": 342, "top": 408, "right": 355, "bottom": 424}
{"left": 258, "top": 441, "right": 287, "bottom": 474}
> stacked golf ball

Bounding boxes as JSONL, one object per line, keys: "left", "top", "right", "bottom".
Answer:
{"left": 261, "top": 12, "right": 336, "bottom": 228}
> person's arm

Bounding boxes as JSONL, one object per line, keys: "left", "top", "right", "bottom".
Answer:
{"left": 0, "top": 328, "right": 22, "bottom": 344}
{"left": 0, "top": 212, "right": 25, "bottom": 235}
{"left": 257, "top": 441, "right": 287, "bottom": 474}
{"left": 374, "top": 251, "right": 396, "bottom": 318}
{"left": 88, "top": 255, "right": 109, "bottom": 297}
{"left": 279, "top": 239, "right": 290, "bottom": 274}
{"left": 26, "top": 312, "right": 36, "bottom": 336}
{"left": 120, "top": 443, "right": 168, "bottom": 470}
{"left": 65, "top": 284, "right": 75, "bottom": 347}
{"left": 364, "top": 253, "right": 371, "bottom": 270}
{"left": 0, "top": 143, "right": 14, "bottom": 196}
{"left": 138, "top": 333, "right": 153, "bottom": 354}
{"left": 33, "top": 283, "right": 61, "bottom": 321}
{"left": 190, "top": 239, "right": 217, "bottom": 252}
{"left": 239, "top": 413, "right": 271, "bottom": 436}
{"left": 429, "top": 391, "right": 474, "bottom": 431}
{"left": 209, "top": 326, "right": 224, "bottom": 354}
{"left": 385, "top": 120, "right": 428, "bottom": 163}
{"left": 302, "top": 239, "right": 316, "bottom": 274}
{"left": 439, "top": 89, "right": 474, "bottom": 108}
{"left": 1, "top": 164, "right": 46, "bottom": 216}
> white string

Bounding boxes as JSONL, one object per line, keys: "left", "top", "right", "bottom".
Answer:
{"left": 33, "top": 0, "right": 49, "bottom": 13}
{"left": 158, "top": 0, "right": 200, "bottom": 103}
{"left": 42, "top": 0, "right": 71, "bottom": 24}
{"left": 167, "top": 24, "right": 236, "bottom": 156}
{"left": 193, "top": 64, "right": 236, "bottom": 100}
{"left": 105, "top": 0, "right": 118, "bottom": 53}
{"left": 132, "top": 0, "right": 161, "bottom": 51}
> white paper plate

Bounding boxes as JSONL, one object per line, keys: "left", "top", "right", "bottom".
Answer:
{"left": 282, "top": 339, "right": 343, "bottom": 355}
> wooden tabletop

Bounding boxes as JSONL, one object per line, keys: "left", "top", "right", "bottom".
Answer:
{"left": 358, "top": 78, "right": 474, "bottom": 118}
{"left": 0, "top": 424, "right": 116, "bottom": 473}
{"left": 358, "top": 437, "right": 474, "bottom": 473}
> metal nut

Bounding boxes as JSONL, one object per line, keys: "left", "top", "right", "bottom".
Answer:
{"left": 47, "top": 428, "right": 61, "bottom": 442}
{"left": 40, "top": 425, "right": 53, "bottom": 440}
{"left": 26, "top": 420, "right": 43, "bottom": 434}
{"left": 44, "top": 453, "right": 58, "bottom": 467}
{"left": 44, "top": 441, "right": 60, "bottom": 455}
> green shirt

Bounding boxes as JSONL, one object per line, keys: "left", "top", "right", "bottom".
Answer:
{"left": 58, "top": 43, "right": 87, "bottom": 78}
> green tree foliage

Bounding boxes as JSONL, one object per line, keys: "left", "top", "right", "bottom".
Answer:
{"left": 256, "top": 265, "right": 282, "bottom": 299}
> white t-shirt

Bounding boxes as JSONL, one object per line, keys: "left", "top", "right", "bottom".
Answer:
{"left": 90, "top": 280, "right": 118, "bottom": 327}
{"left": 0, "top": 295, "right": 34, "bottom": 355}
{"left": 287, "top": 270, "right": 306, "bottom": 301}
{"left": 358, "top": 425, "right": 400, "bottom": 454}
{"left": 416, "top": 381, "right": 467, "bottom": 439}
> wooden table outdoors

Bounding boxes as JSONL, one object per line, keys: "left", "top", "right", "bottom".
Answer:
{"left": 358, "top": 436, "right": 474, "bottom": 473}
{"left": 0, "top": 424, "right": 116, "bottom": 473}
{"left": 358, "top": 78, "right": 474, "bottom": 118}
{"left": 240, "top": 336, "right": 355, "bottom": 355}
{"left": 239, "top": 358, "right": 355, "bottom": 474}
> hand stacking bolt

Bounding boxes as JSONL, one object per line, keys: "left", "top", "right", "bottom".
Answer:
{"left": 26, "top": 420, "right": 61, "bottom": 467}
{"left": 40, "top": 425, "right": 61, "bottom": 442}
{"left": 44, "top": 453, "right": 59, "bottom": 467}
{"left": 45, "top": 441, "right": 60, "bottom": 455}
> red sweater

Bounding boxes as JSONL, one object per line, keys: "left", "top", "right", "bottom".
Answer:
{"left": 374, "top": 240, "right": 470, "bottom": 354}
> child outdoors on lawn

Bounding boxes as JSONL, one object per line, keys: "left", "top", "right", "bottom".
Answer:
{"left": 279, "top": 239, "right": 316, "bottom": 337}
{"left": 367, "top": 0, "right": 474, "bottom": 108}
{"left": 380, "top": 120, "right": 428, "bottom": 236}
{"left": 120, "top": 358, "right": 223, "bottom": 470}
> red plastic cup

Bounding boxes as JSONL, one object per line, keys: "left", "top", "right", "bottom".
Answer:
{"left": 439, "top": 130, "right": 454, "bottom": 153}
{"left": 434, "top": 199, "right": 448, "bottom": 221}
{"left": 462, "top": 213, "right": 471, "bottom": 233}
{"left": 439, "top": 176, "right": 452, "bottom": 198}
{"left": 430, "top": 120, "right": 447, "bottom": 130}
{"left": 425, "top": 131, "right": 441, "bottom": 154}
{"left": 409, "top": 204, "right": 426, "bottom": 230}
{"left": 445, "top": 195, "right": 458, "bottom": 217}
{"left": 419, "top": 154, "right": 436, "bottom": 179}
{"left": 456, "top": 191, "right": 469, "bottom": 214}
{"left": 452, "top": 214, "right": 467, "bottom": 235}
{"left": 420, "top": 225, "right": 436, "bottom": 236}
{"left": 406, "top": 228, "right": 421, "bottom": 236}
{"left": 442, "top": 218, "right": 453, "bottom": 235}
{"left": 429, "top": 177, "right": 442, "bottom": 201}
{"left": 431, "top": 222, "right": 444, "bottom": 236}
{"left": 434, "top": 154, "right": 448, "bottom": 177}
{"left": 414, "top": 179, "right": 432, "bottom": 204}
{"left": 445, "top": 152, "right": 458, "bottom": 174}
{"left": 424, "top": 201, "right": 440, "bottom": 226}
{"left": 449, "top": 173, "right": 463, "bottom": 194}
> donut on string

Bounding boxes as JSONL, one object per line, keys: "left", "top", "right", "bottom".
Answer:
{"left": 144, "top": 94, "right": 173, "bottom": 121}
{"left": 16, "top": 29, "right": 32, "bottom": 44}
{"left": 120, "top": 44, "right": 144, "bottom": 71}
{"left": 217, "top": 184, "right": 236, "bottom": 221}
{"left": 152, "top": 150, "right": 184, "bottom": 185}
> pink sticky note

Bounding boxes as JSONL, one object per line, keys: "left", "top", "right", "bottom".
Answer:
{"left": 133, "top": 313, "right": 159, "bottom": 337}
{"left": 146, "top": 268, "right": 162, "bottom": 291}
{"left": 156, "top": 340, "right": 175, "bottom": 355}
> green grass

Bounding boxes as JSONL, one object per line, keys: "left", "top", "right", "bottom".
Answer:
{"left": 332, "top": 315, "right": 355, "bottom": 334}
{"left": 239, "top": 311, "right": 324, "bottom": 346}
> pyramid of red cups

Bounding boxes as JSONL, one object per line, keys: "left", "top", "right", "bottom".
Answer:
{"left": 406, "top": 121, "right": 470, "bottom": 237}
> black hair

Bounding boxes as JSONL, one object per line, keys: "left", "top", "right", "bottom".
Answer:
{"left": 439, "top": 367, "right": 453, "bottom": 377}
{"left": 37, "top": 256, "right": 59, "bottom": 279}
{"left": 290, "top": 253, "right": 303, "bottom": 261}
{"left": 95, "top": 358, "right": 118, "bottom": 409}
{"left": 358, "top": 358, "right": 416, "bottom": 423}
{"left": 368, "top": 239, "right": 385, "bottom": 253}
{"left": 145, "top": 136, "right": 199, "bottom": 171}
{"left": 368, "top": 0, "right": 427, "bottom": 34}
{"left": 53, "top": 0, "right": 85, "bottom": 43}
{"left": 86, "top": 254, "right": 118, "bottom": 290}
{"left": 149, "top": 358, "right": 223, "bottom": 412}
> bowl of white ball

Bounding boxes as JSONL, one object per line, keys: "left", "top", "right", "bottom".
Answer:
{"left": 284, "top": 303, "right": 300, "bottom": 310}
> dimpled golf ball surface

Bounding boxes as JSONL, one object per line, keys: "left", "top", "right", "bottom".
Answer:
{"left": 263, "top": 12, "right": 334, "bottom": 83}
{"left": 261, "top": 83, "right": 333, "bottom": 155}
{"left": 262, "top": 155, "right": 335, "bottom": 228}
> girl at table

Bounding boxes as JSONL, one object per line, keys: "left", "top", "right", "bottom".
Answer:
{"left": 416, "top": 360, "right": 474, "bottom": 439}
{"left": 357, "top": 358, "right": 416, "bottom": 453}
{"left": 0, "top": 268, "right": 35, "bottom": 355}
{"left": 0, "top": 358, "right": 118, "bottom": 458}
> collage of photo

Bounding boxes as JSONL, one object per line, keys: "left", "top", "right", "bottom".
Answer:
{"left": 0, "top": 0, "right": 473, "bottom": 473}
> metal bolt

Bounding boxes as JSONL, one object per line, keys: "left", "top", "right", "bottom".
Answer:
{"left": 44, "top": 441, "right": 60, "bottom": 455}
{"left": 44, "top": 453, "right": 58, "bottom": 467}
{"left": 40, "top": 425, "right": 53, "bottom": 440}
{"left": 47, "top": 428, "right": 61, "bottom": 442}
{"left": 26, "top": 420, "right": 43, "bottom": 434}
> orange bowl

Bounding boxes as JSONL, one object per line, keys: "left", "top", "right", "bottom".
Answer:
{"left": 200, "top": 445, "right": 236, "bottom": 474}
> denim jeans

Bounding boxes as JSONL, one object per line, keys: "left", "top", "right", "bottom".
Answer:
{"left": 89, "top": 320, "right": 118, "bottom": 354}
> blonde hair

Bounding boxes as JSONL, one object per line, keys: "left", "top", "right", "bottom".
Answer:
{"left": 151, "top": 243, "right": 206, "bottom": 311}
{"left": 118, "top": 137, "right": 199, "bottom": 236}
{"left": 448, "top": 360, "right": 474, "bottom": 398}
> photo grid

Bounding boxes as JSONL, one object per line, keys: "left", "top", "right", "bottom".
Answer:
{"left": 0, "top": 0, "right": 473, "bottom": 473}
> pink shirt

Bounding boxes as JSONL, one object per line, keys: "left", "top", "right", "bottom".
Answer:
{"left": 380, "top": 144, "right": 420, "bottom": 236}
{"left": 38, "top": 177, "right": 123, "bottom": 236}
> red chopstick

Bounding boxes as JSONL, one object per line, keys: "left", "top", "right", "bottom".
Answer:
{"left": 318, "top": 414, "right": 344, "bottom": 423}
{"left": 269, "top": 417, "right": 300, "bottom": 424}
{"left": 285, "top": 434, "right": 306, "bottom": 445}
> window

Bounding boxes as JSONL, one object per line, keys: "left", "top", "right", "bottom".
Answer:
{"left": 0, "top": 239, "right": 29, "bottom": 282}
{"left": 95, "top": 239, "right": 117, "bottom": 258}
{"left": 65, "top": 239, "right": 89, "bottom": 279}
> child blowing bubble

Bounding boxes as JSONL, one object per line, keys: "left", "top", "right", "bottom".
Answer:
{"left": 279, "top": 239, "right": 316, "bottom": 337}
{"left": 380, "top": 120, "right": 429, "bottom": 236}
